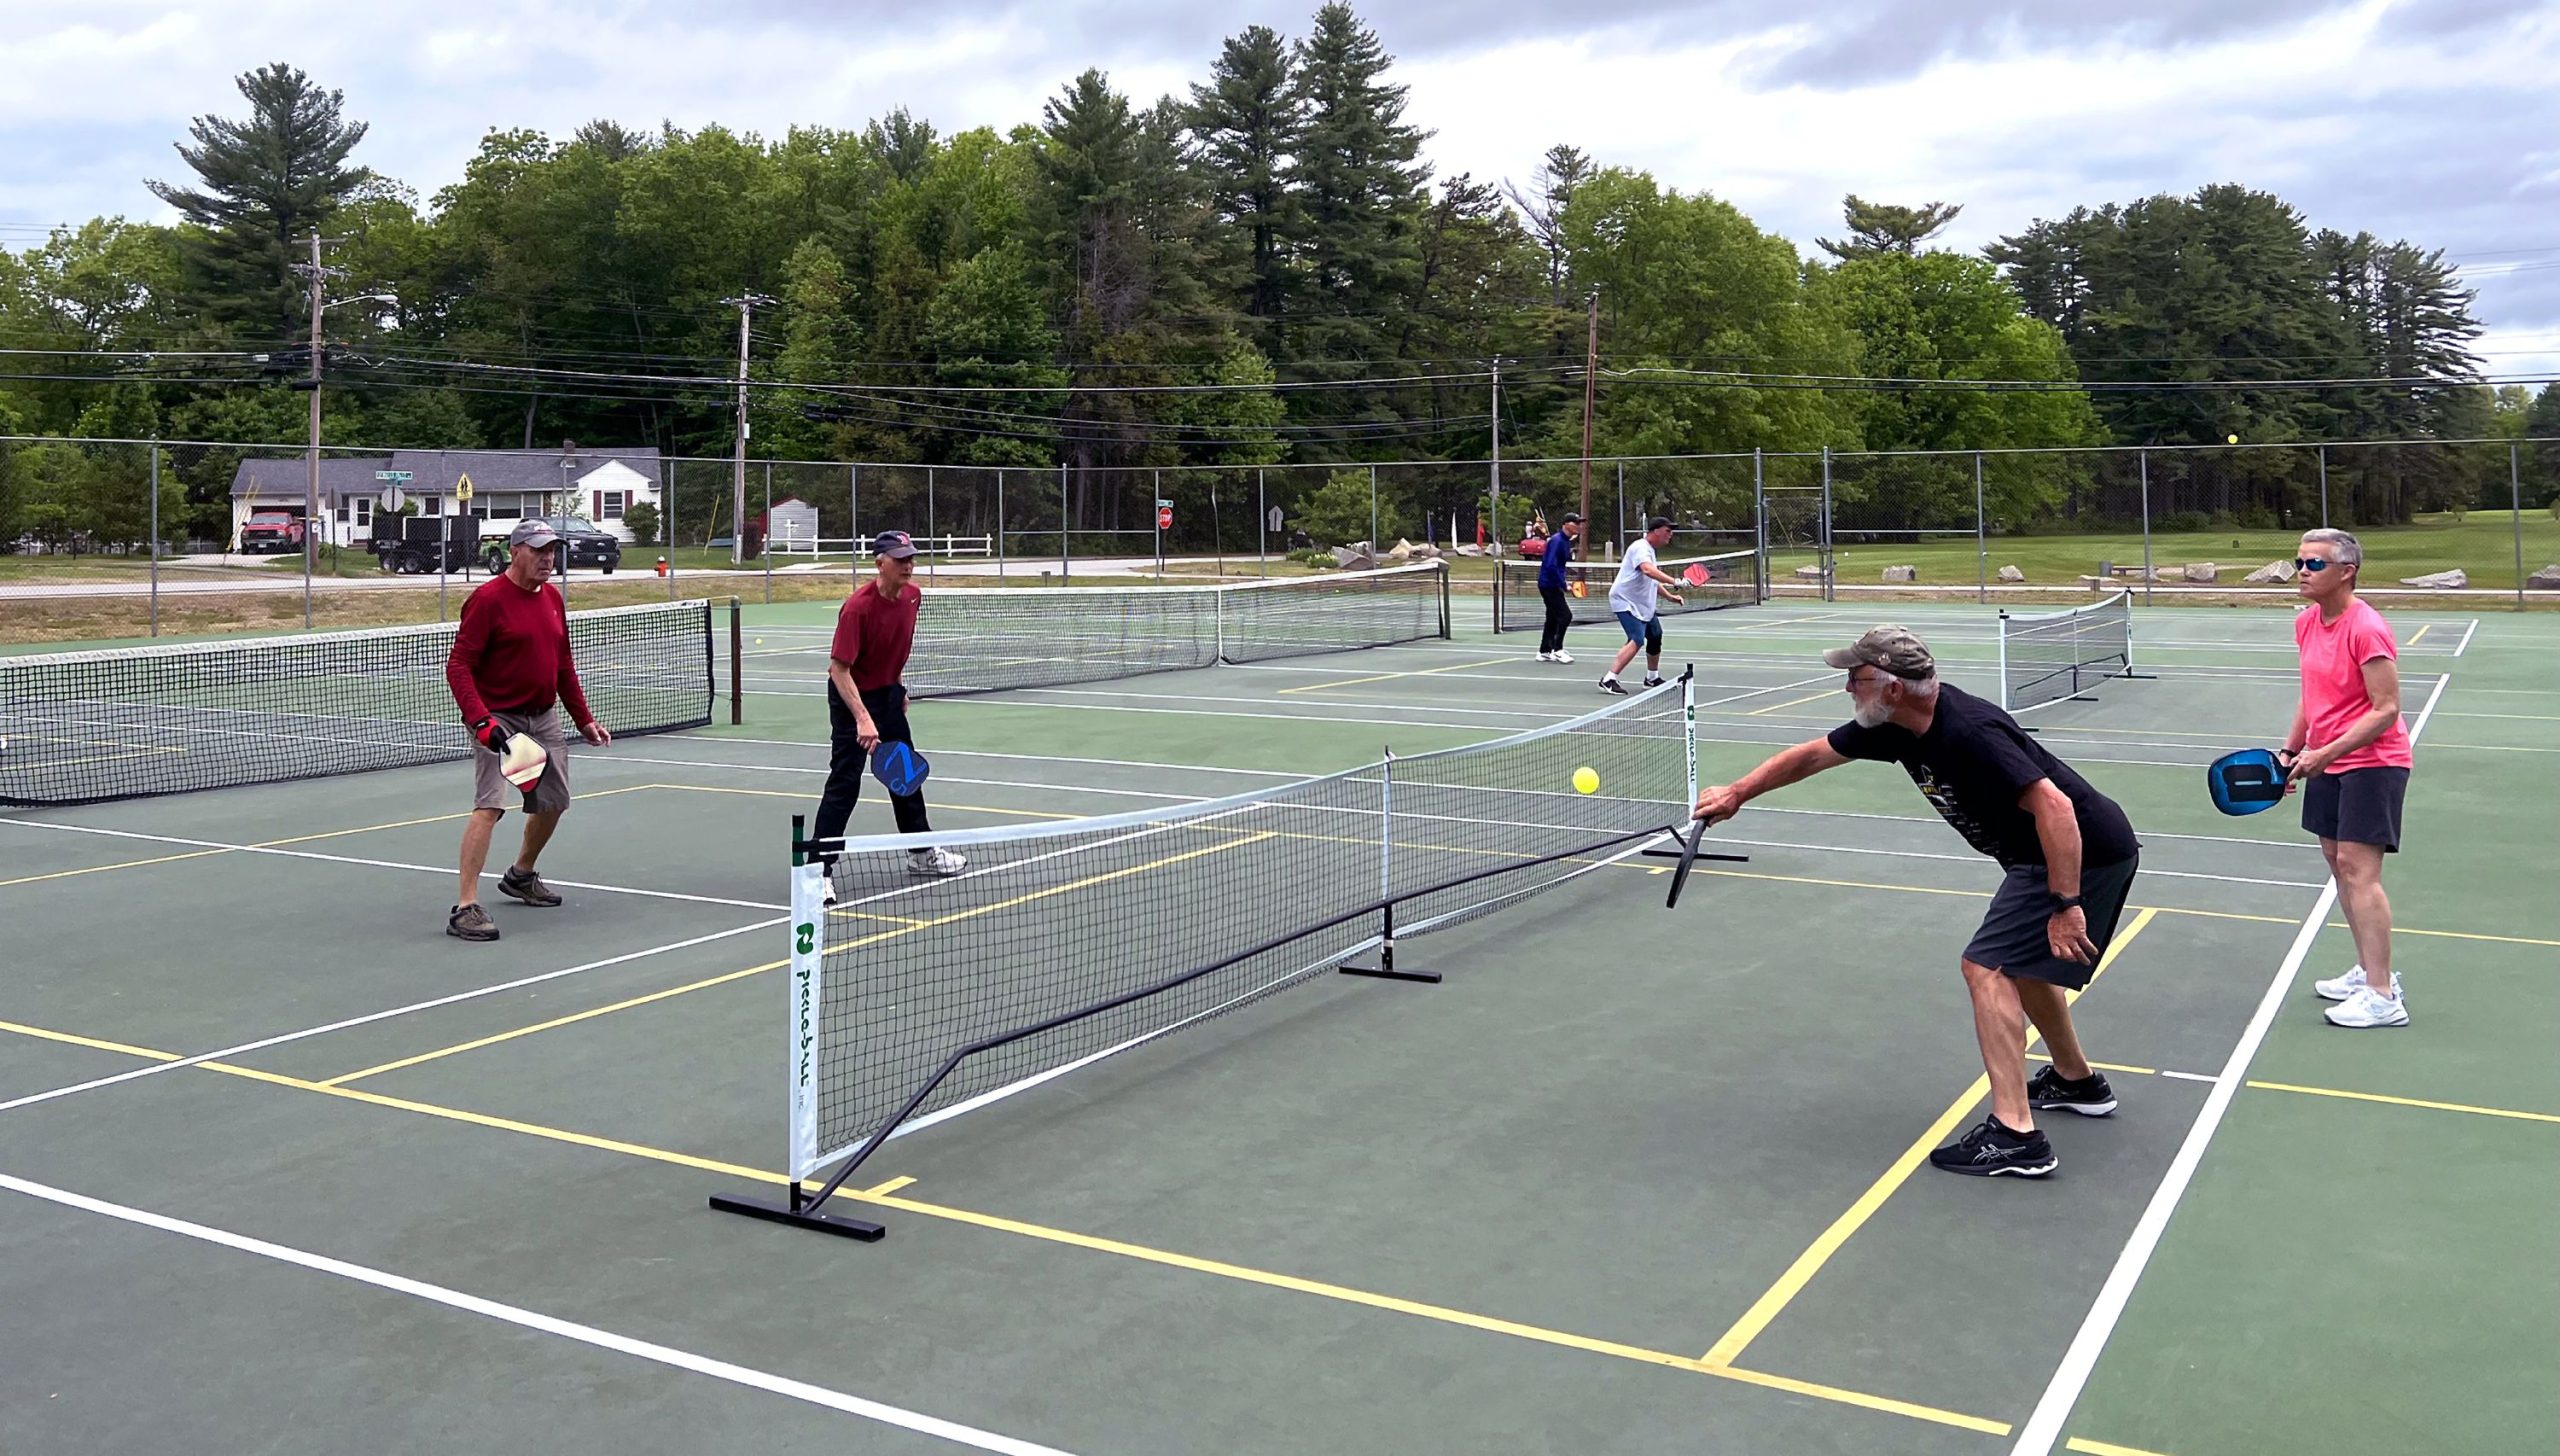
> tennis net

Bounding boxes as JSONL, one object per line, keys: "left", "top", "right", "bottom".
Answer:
{"left": 1493, "top": 548, "right": 1762, "bottom": 633}
{"left": 715, "top": 671, "right": 1697, "bottom": 1237}
{"left": 903, "top": 561, "right": 1449, "bottom": 698}
{"left": 1998, "top": 593, "right": 2135, "bottom": 712}
{"left": 0, "top": 599, "right": 717, "bottom": 807}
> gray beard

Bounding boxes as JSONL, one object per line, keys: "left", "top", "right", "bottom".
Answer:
{"left": 1853, "top": 698, "right": 1892, "bottom": 728}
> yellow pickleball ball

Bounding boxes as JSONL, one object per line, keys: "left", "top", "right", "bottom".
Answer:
{"left": 2226, "top": 434, "right": 2239, "bottom": 444}
{"left": 1572, "top": 766, "right": 1599, "bottom": 795}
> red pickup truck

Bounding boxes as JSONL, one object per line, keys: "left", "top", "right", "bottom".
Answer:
{"left": 239, "top": 512, "right": 306, "bottom": 553}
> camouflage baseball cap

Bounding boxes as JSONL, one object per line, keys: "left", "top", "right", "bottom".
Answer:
{"left": 1823, "top": 625, "right": 1936, "bottom": 679}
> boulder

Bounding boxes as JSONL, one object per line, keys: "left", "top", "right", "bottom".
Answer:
{"left": 2527, "top": 563, "right": 2560, "bottom": 591}
{"left": 1453, "top": 543, "right": 1485, "bottom": 558}
{"left": 1407, "top": 542, "right": 1442, "bottom": 561}
{"left": 1997, "top": 564, "right": 2026, "bottom": 583}
{"left": 1383, "top": 537, "right": 1414, "bottom": 563}
{"left": 2243, "top": 560, "right": 2297, "bottom": 584}
{"left": 2183, "top": 562, "right": 2219, "bottom": 583}
{"left": 1792, "top": 563, "right": 1828, "bottom": 580}
{"left": 1881, "top": 564, "right": 1918, "bottom": 583}
{"left": 2397, "top": 569, "right": 2467, "bottom": 589}
{"left": 1330, "top": 542, "right": 1376, "bottom": 570}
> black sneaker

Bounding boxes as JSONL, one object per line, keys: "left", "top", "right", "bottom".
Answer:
{"left": 1642, "top": 674, "right": 1666, "bottom": 688}
{"left": 1928, "top": 1115, "right": 2056, "bottom": 1178}
{"left": 2028, "top": 1065, "right": 2118, "bottom": 1117}
{"left": 447, "top": 903, "right": 500, "bottom": 942}
{"left": 1598, "top": 677, "right": 1629, "bottom": 696}
{"left": 500, "top": 866, "right": 562, "bottom": 907}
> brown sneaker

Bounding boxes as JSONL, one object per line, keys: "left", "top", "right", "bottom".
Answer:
{"left": 447, "top": 903, "right": 500, "bottom": 941}
{"left": 499, "top": 866, "right": 562, "bottom": 907}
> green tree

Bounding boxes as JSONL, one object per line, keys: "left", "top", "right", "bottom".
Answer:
{"left": 1817, "top": 194, "right": 1964, "bottom": 259}
{"left": 1296, "top": 467, "right": 1376, "bottom": 546}
{"left": 147, "top": 63, "right": 372, "bottom": 344}
{"left": 1284, "top": 4, "right": 1429, "bottom": 411}
{"left": 1188, "top": 25, "right": 1302, "bottom": 343}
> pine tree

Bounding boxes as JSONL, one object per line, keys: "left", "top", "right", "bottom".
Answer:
{"left": 1187, "top": 25, "right": 1302, "bottom": 343}
{"left": 1284, "top": 3, "right": 1430, "bottom": 413}
{"left": 146, "top": 63, "right": 372, "bottom": 344}
{"left": 1817, "top": 194, "right": 1963, "bottom": 259}
{"left": 1503, "top": 144, "right": 1591, "bottom": 305}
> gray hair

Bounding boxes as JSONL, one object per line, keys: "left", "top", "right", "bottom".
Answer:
{"left": 1888, "top": 671, "right": 1940, "bottom": 700}
{"left": 2299, "top": 527, "right": 2362, "bottom": 565}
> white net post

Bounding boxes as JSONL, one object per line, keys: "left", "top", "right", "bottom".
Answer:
{"left": 787, "top": 840, "right": 827, "bottom": 1183}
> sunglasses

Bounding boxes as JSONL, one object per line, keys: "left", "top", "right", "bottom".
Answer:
{"left": 2292, "top": 557, "right": 2351, "bottom": 572}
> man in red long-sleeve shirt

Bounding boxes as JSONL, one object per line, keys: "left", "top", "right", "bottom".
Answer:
{"left": 442, "top": 519, "right": 612, "bottom": 941}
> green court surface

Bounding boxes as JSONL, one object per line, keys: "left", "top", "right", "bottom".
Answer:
{"left": 2, "top": 590, "right": 2552, "bottom": 1455}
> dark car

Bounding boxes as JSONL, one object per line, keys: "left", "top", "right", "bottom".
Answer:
{"left": 481, "top": 514, "right": 621, "bottom": 575}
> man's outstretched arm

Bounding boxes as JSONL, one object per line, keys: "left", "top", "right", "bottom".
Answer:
{"left": 1694, "top": 737, "right": 1852, "bottom": 823}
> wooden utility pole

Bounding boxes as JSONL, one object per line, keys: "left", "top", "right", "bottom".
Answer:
{"left": 1578, "top": 289, "right": 1598, "bottom": 541}
{"left": 302, "top": 232, "right": 327, "bottom": 628}
{"left": 722, "top": 293, "right": 774, "bottom": 565}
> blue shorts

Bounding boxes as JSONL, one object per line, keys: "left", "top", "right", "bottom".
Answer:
{"left": 1613, "top": 610, "right": 1662, "bottom": 650}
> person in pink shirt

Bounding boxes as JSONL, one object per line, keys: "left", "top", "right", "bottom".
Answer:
{"left": 2283, "top": 528, "right": 2413, "bottom": 1028}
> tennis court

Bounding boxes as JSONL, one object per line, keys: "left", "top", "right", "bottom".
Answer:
{"left": 2, "top": 581, "right": 2553, "bottom": 1456}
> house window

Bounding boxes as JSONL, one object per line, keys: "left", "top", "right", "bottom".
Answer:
{"left": 595, "top": 490, "right": 628, "bottom": 521}
{"left": 423, "top": 497, "right": 443, "bottom": 517}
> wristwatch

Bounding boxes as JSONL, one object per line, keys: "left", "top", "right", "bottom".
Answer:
{"left": 2048, "top": 893, "right": 2085, "bottom": 913}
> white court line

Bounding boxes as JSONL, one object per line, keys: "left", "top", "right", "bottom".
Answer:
{"left": 2454, "top": 618, "right": 2479, "bottom": 656}
{"left": 2009, "top": 668, "right": 2452, "bottom": 1456}
{"left": 2158, "top": 1069, "right": 2219, "bottom": 1084}
{"left": 0, "top": 818, "right": 783, "bottom": 913}
{"left": 1747, "top": 803, "right": 2319, "bottom": 853}
{"left": 668, "top": 735, "right": 1301, "bottom": 778}
{"left": 0, "top": 1172, "right": 1075, "bottom": 1456}
{"left": 0, "top": 917, "right": 782, "bottom": 1116}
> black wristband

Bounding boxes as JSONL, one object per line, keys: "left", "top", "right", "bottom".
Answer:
{"left": 2048, "top": 893, "right": 2084, "bottom": 913}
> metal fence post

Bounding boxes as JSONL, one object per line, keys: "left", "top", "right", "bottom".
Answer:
{"left": 148, "top": 439, "right": 160, "bottom": 636}
{"left": 2318, "top": 445, "right": 2329, "bottom": 527}
{"left": 1975, "top": 451, "right": 1987, "bottom": 605}
{"left": 849, "top": 464, "right": 860, "bottom": 583}
{"left": 2514, "top": 443, "right": 2527, "bottom": 611}
{"left": 658, "top": 454, "right": 674, "bottom": 603}
{"left": 2139, "top": 449, "right": 2154, "bottom": 606}
{"left": 1819, "top": 446, "right": 1834, "bottom": 603}
{"left": 1210, "top": 473, "right": 1225, "bottom": 578}
{"left": 1154, "top": 468, "right": 1164, "bottom": 581}
{"left": 1752, "top": 447, "right": 1766, "bottom": 597}
{"left": 1059, "top": 464, "right": 1070, "bottom": 580}
{"left": 926, "top": 464, "right": 937, "bottom": 583}
{"left": 1616, "top": 460, "right": 1626, "bottom": 555}
{"left": 442, "top": 449, "right": 454, "bottom": 618}
{"left": 996, "top": 469, "right": 1006, "bottom": 580}
{"left": 1369, "top": 463, "right": 1379, "bottom": 554}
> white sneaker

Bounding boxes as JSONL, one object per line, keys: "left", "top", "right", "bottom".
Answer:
{"left": 821, "top": 878, "right": 839, "bottom": 907}
{"left": 1552, "top": 649, "right": 1573, "bottom": 664}
{"left": 907, "top": 847, "right": 967, "bottom": 877}
{"left": 2324, "top": 984, "right": 2409, "bottom": 1028}
{"left": 2313, "top": 964, "right": 2402, "bottom": 1002}
{"left": 1535, "top": 650, "right": 1556, "bottom": 662}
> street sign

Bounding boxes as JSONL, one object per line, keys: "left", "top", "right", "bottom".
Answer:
{"left": 1267, "top": 506, "right": 1284, "bottom": 533}
{"left": 1156, "top": 505, "right": 1173, "bottom": 531}
{"left": 373, "top": 470, "right": 413, "bottom": 482}
{"left": 1155, "top": 498, "right": 1173, "bottom": 508}
{"left": 378, "top": 486, "right": 407, "bottom": 512}
{"left": 455, "top": 472, "right": 474, "bottom": 503}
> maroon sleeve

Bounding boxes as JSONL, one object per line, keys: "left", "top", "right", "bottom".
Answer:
{"left": 551, "top": 589, "right": 595, "bottom": 727}
{"left": 446, "top": 586, "right": 496, "bottom": 725}
{"left": 830, "top": 593, "right": 864, "bottom": 670}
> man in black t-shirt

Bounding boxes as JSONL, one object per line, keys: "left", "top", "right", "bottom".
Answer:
{"left": 1693, "top": 625, "right": 2142, "bottom": 1178}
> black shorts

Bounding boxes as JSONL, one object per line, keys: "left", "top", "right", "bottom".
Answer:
{"left": 1962, "top": 854, "right": 2140, "bottom": 991}
{"left": 2303, "top": 766, "right": 2408, "bottom": 852}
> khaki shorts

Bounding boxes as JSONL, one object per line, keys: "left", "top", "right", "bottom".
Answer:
{"left": 471, "top": 708, "right": 571, "bottom": 814}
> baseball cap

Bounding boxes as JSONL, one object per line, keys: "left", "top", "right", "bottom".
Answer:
{"left": 1646, "top": 516, "right": 1673, "bottom": 532}
{"left": 1823, "top": 624, "right": 1936, "bottom": 679}
{"left": 1558, "top": 511, "right": 1583, "bottom": 524}
{"left": 870, "top": 529, "right": 919, "bottom": 560}
{"left": 507, "top": 519, "right": 560, "bottom": 550}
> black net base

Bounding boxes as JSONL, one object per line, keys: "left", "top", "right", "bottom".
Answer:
{"left": 0, "top": 599, "right": 715, "bottom": 806}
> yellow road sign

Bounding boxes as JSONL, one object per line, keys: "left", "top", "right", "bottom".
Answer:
{"left": 455, "top": 472, "right": 474, "bottom": 503}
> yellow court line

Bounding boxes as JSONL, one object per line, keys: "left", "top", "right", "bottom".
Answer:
{"left": 0, "top": 847, "right": 233, "bottom": 889}
{"left": 2068, "top": 1438, "right": 2175, "bottom": 1456}
{"left": 1744, "top": 689, "right": 1839, "bottom": 717}
{"left": 0, "top": 1018, "right": 183, "bottom": 1063}
{"left": 0, "top": 1016, "right": 2007, "bottom": 1438}
{"left": 1699, "top": 908, "right": 2160, "bottom": 1367}
{"left": 2248, "top": 1080, "right": 2560, "bottom": 1126}
{"left": 2408, "top": 624, "right": 2432, "bottom": 646}
{"left": 321, "top": 959, "right": 789, "bottom": 1086}
{"left": 1277, "top": 655, "right": 1518, "bottom": 695}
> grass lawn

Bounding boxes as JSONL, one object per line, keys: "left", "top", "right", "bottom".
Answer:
{"left": 1789, "top": 510, "right": 2560, "bottom": 589}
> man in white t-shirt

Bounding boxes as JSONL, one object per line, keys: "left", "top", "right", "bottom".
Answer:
{"left": 1599, "top": 517, "right": 1685, "bottom": 695}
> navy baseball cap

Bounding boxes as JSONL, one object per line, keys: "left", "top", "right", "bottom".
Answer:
{"left": 870, "top": 530, "right": 918, "bottom": 559}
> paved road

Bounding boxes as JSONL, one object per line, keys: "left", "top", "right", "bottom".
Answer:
{"left": 0, "top": 554, "right": 1280, "bottom": 600}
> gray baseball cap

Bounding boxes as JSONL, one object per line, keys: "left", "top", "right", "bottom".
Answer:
{"left": 507, "top": 519, "right": 560, "bottom": 550}
{"left": 1823, "top": 624, "right": 1936, "bottom": 678}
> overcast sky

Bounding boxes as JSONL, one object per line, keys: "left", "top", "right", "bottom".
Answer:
{"left": 7, "top": 0, "right": 2558, "bottom": 382}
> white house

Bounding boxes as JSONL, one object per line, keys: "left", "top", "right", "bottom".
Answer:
{"left": 229, "top": 446, "right": 667, "bottom": 547}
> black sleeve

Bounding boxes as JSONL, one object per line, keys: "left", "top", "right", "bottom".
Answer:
{"left": 1978, "top": 721, "right": 2052, "bottom": 797}
{"left": 1826, "top": 720, "right": 1897, "bottom": 762}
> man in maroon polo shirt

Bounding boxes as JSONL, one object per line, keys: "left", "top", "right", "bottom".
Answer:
{"left": 812, "top": 529, "right": 963, "bottom": 900}
{"left": 442, "top": 518, "right": 612, "bottom": 941}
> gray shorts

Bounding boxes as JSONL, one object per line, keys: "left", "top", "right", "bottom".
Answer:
{"left": 1961, "top": 854, "right": 2140, "bottom": 991}
{"left": 471, "top": 708, "right": 570, "bottom": 814}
